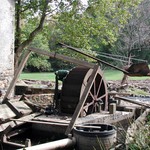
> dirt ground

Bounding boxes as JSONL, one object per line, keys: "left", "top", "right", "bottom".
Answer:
{"left": 107, "top": 79, "right": 150, "bottom": 96}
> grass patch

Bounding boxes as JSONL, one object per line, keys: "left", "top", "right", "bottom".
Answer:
{"left": 104, "top": 70, "right": 150, "bottom": 81}
{"left": 19, "top": 72, "right": 55, "bottom": 81}
{"left": 19, "top": 69, "right": 150, "bottom": 81}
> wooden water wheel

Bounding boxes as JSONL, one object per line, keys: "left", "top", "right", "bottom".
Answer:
{"left": 60, "top": 66, "right": 108, "bottom": 116}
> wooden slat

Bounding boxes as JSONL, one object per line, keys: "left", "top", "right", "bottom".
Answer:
{"left": 65, "top": 65, "right": 100, "bottom": 135}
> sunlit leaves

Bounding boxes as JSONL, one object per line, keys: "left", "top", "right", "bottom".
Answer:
{"left": 54, "top": 0, "right": 143, "bottom": 50}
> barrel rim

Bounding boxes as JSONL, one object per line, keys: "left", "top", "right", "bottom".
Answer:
{"left": 73, "top": 123, "right": 116, "bottom": 137}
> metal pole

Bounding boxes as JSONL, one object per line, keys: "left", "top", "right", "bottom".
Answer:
{"left": 18, "top": 138, "right": 76, "bottom": 150}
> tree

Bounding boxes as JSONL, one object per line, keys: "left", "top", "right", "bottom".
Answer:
{"left": 111, "top": 0, "right": 150, "bottom": 84}
{"left": 15, "top": 0, "right": 142, "bottom": 71}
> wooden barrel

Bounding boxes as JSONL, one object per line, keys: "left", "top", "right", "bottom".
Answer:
{"left": 73, "top": 124, "right": 116, "bottom": 150}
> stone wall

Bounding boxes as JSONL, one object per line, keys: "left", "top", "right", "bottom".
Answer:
{"left": 0, "top": 0, "right": 15, "bottom": 99}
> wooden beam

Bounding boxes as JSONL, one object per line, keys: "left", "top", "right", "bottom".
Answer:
{"left": 10, "top": 119, "right": 103, "bottom": 130}
{"left": 65, "top": 65, "right": 100, "bottom": 135}
{"left": 59, "top": 43, "right": 129, "bottom": 74}
{"left": 115, "top": 95, "right": 150, "bottom": 108}
{"left": 28, "top": 47, "right": 94, "bottom": 68}
{"left": 2, "top": 50, "right": 31, "bottom": 103}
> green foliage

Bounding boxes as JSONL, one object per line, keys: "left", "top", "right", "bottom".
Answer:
{"left": 16, "top": 0, "right": 143, "bottom": 71}
{"left": 25, "top": 33, "right": 51, "bottom": 72}
{"left": 54, "top": 0, "right": 142, "bottom": 50}
{"left": 128, "top": 124, "right": 150, "bottom": 150}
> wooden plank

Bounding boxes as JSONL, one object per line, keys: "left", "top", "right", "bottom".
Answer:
{"left": 59, "top": 43, "right": 129, "bottom": 74}
{"left": 65, "top": 65, "right": 100, "bottom": 135}
{"left": 28, "top": 47, "right": 94, "bottom": 68}
{"left": 0, "top": 113, "right": 40, "bottom": 133}
{"left": 3, "top": 50, "right": 31, "bottom": 103}
{"left": 0, "top": 101, "right": 32, "bottom": 122}
{"left": 0, "top": 104, "right": 16, "bottom": 121}
{"left": 12, "top": 101, "right": 32, "bottom": 115}
{"left": 115, "top": 95, "right": 150, "bottom": 108}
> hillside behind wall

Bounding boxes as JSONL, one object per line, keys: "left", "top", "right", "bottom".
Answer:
{"left": 0, "top": 0, "right": 15, "bottom": 100}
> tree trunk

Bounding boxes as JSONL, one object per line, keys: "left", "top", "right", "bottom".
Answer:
{"left": 14, "top": 0, "right": 49, "bottom": 70}
{"left": 121, "top": 52, "right": 132, "bottom": 85}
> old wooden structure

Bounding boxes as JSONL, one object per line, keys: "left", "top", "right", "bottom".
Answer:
{"left": 0, "top": 45, "right": 150, "bottom": 149}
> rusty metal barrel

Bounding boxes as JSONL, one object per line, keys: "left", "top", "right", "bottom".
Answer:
{"left": 73, "top": 124, "right": 116, "bottom": 150}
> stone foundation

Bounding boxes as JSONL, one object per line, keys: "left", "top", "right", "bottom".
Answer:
{"left": 0, "top": 0, "right": 15, "bottom": 99}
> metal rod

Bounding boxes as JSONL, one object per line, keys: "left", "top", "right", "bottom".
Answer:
{"left": 18, "top": 138, "right": 76, "bottom": 150}
{"left": 59, "top": 42, "right": 129, "bottom": 74}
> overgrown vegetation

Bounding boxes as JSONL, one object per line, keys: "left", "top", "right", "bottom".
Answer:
{"left": 15, "top": 0, "right": 143, "bottom": 72}
{"left": 128, "top": 114, "right": 150, "bottom": 150}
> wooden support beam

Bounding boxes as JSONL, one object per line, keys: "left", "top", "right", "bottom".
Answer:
{"left": 2, "top": 50, "right": 31, "bottom": 103}
{"left": 10, "top": 119, "right": 103, "bottom": 130}
{"left": 59, "top": 43, "right": 129, "bottom": 74}
{"left": 115, "top": 95, "right": 150, "bottom": 108}
{"left": 65, "top": 65, "right": 100, "bottom": 135}
{"left": 28, "top": 47, "right": 94, "bottom": 68}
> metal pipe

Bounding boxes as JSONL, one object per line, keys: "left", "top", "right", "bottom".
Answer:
{"left": 18, "top": 137, "right": 76, "bottom": 150}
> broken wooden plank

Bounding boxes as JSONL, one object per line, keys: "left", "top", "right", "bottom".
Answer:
{"left": 65, "top": 65, "right": 100, "bottom": 135}
{"left": 0, "top": 113, "right": 40, "bottom": 134}
{"left": 0, "top": 101, "right": 32, "bottom": 124}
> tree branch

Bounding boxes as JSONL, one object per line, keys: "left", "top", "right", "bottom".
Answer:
{"left": 15, "top": 0, "right": 49, "bottom": 68}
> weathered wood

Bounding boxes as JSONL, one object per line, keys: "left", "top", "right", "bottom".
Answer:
{"left": 0, "top": 113, "right": 40, "bottom": 134}
{"left": 3, "top": 50, "right": 31, "bottom": 103}
{"left": 115, "top": 95, "right": 150, "bottom": 108}
{"left": 65, "top": 65, "right": 100, "bottom": 135}
{"left": 59, "top": 43, "right": 129, "bottom": 74}
{"left": 0, "top": 101, "right": 32, "bottom": 122}
{"left": 28, "top": 47, "right": 94, "bottom": 68}
{"left": 10, "top": 118, "right": 105, "bottom": 130}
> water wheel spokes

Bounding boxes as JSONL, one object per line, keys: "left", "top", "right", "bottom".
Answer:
{"left": 61, "top": 66, "right": 108, "bottom": 116}
{"left": 82, "top": 72, "right": 108, "bottom": 115}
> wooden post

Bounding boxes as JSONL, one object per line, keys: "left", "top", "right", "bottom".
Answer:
{"left": 2, "top": 50, "right": 31, "bottom": 103}
{"left": 65, "top": 65, "right": 100, "bottom": 135}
